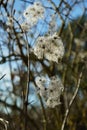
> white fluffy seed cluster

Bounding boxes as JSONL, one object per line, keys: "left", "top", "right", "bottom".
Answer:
{"left": 35, "top": 76, "right": 48, "bottom": 100}
{"left": 35, "top": 76, "right": 64, "bottom": 108}
{"left": 6, "top": 16, "right": 14, "bottom": 32}
{"left": 21, "top": 2, "right": 45, "bottom": 31}
{"left": 32, "top": 33, "right": 64, "bottom": 63}
{"left": 7, "top": 16, "right": 14, "bottom": 27}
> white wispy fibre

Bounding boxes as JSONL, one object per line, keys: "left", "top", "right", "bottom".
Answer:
{"left": 32, "top": 33, "right": 64, "bottom": 63}
{"left": 7, "top": 16, "right": 14, "bottom": 27}
{"left": 35, "top": 76, "right": 48, "bottom": 100}
{"left": 35, "top": 76, "right": 64, "bottom": 108}
{"left": 21, "top": 2, "right": 45, "bottom": 31}
{"left": 48, "top": 14, "right": 58, "bottom": 34}
{"left": 46, "top": 76, "right": 64, "bottom": 108}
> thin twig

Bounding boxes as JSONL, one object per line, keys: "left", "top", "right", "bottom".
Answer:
{"left": 61, "top": 69, "right": 83, "bottom": 130}
{"left": 20, "top": 0, "right": 33, "bottom": 4}
{"left": 0, "top": 118, "right": 8, "bottom": 130}
{"left": 38, "top": 94, "right": 47, "bottom": 130}
{"left": 24, "top": 33, "right": 30, "bottom": 130}
{"left": 33, "top": 68, "right": 47, "bottom": 130}
{"left": 0, "top": 74, "right": 6, "bottom": 80}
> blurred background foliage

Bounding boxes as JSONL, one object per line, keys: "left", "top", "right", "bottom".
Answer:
{"left": 0, "top": 0, "right": 87, "bottom": 130}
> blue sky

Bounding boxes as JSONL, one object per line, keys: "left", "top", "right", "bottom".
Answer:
{"left": 0, "top": 0, "right": 87, "bottom": 108}
{"left": 13, "top": 0, "right": 87, "bottom": 37}
{"left": 13, "top": 0, "right": 86, "bottom": 18}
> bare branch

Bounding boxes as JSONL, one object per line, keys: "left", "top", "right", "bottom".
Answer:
{"left": 0, "top": 74, "right": 6, "bottom": 80}
{"left": 0, "top": 118, "right": 8, "bottom": 130}
{"left": 61, "top": 68, "right": 83, "bottom": 130}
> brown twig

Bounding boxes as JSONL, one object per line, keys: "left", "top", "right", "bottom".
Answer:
{"left": 0, "top": 74, "right": 6, "bottom": 80}
{"left": 0, "top": 118, "right": 8, "bottom": 130}
{"left": 24, "top": 33, "right": 30, "bottom": 130}
{"left": 38, "top": 94, "right": 47, "bottom": 130}
{"left": 61, "top": 69, "right": 83, "bottom": 130}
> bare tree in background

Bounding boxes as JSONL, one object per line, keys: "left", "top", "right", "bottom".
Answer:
{"left": 0, "top": 0, "right": 87, "bottom": 130}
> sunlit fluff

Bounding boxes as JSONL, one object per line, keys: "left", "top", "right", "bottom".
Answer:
{"left": 32, "top": 33, "right": 64, "bottom": 63}
{"left": 35, "top": 76, "right": 64, "bottom": 108}
{"left": 21, "top": 2, "right": 45, "bottom": 31}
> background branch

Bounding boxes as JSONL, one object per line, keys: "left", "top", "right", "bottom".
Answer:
{"left": 61, "top": 67, "right": 84, "bottom": 130}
